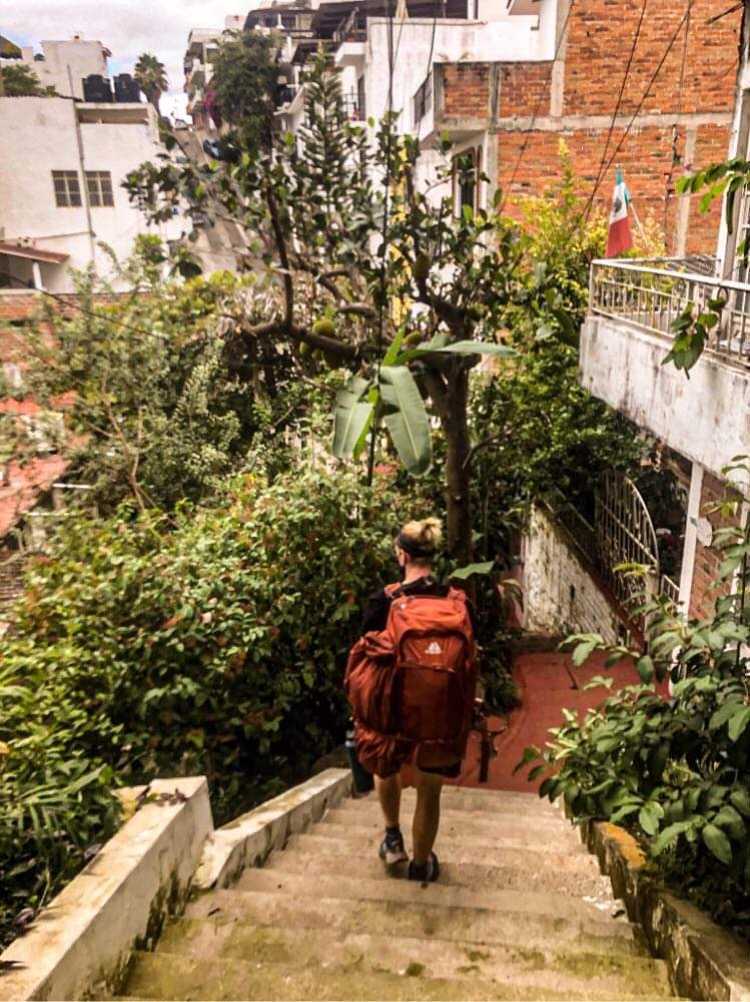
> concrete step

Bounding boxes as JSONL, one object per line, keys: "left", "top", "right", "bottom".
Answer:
{"left": 347, "top": 789, "right": 562, "bottom": 821}
{"left": 314, "top": 819, "right": 587, "bottom": 857}
{"left": 125, "top": 950, "right": 667, "bottom": 1001}
{"left": 328, "top": 801, "right": 572, "bottom": 841}
{"left": 185, "top": 889, "right": 645, "bottom": 956}
{"left": 152, "top": 920, "right": 671, "bottom": 998}
{"left": 236, "top": 868, "right": 626, "bottom": 928}
{"left": 364, "top": 787, "right": 562, "bottom": 817}
{"left": 283, "top": 831, "right": 598, "bottom": 875}
{"left": 263, "top": 845, "right": 611, "bottom": 897}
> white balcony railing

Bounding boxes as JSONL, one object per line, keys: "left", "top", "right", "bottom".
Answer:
{"left": 590, "top": 257, "right": 750, "bottom": 368}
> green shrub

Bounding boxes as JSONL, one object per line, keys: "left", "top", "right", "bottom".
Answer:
{"left": 0, "top": 660, "right": 120, "bottom": 949}
{"left": 0, "top": 466, "right": 415, "bottom": 946}
{"left": 524, "top": 507, "right": 750, "bottom": 936}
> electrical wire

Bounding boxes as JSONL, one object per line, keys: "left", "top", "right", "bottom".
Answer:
{"left": 582, "top": 0, "right": 649, "bottom": 224}
{"left": 501, "top": 0, "right": 577, "bottom": 210}
{"left": 366, "top": 0, "right": 397, "bottom": 485}
{"left": 0, "top": 271, "right": 171, "bottom": 341}
{"left": 584, "top": 6, "right": 691, "bottom": 216}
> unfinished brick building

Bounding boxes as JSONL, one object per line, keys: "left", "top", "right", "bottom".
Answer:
{"left": 429, "top": 0, "right": 743, "bottom": 255}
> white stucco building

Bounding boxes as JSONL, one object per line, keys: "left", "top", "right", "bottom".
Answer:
{"left": 277, "top": 0, "right": 560, "bottom": 207}
{"left": 0, "top": 95, "right": 180, "bottom": 294}
{"left": 0, "top": 35, "right": 109, "bottom": 99}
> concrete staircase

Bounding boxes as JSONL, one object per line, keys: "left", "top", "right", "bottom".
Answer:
{"left": 121, "top": 786, "right": 675, "bottom": 1001}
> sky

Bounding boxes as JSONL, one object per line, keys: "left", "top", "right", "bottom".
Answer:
{"left": 1, "top": 0, "right": 252, "bottom": 119}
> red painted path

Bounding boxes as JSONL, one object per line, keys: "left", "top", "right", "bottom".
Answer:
{"left": 454, "top": 650, "right": 661, "bottom": 794}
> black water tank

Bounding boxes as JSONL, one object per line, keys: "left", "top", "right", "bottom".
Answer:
{"left": 114, "top": 73, "right": 140, "bottom": 103}
{"left": 83, "top": 74, "right": 113, "bottom": 102}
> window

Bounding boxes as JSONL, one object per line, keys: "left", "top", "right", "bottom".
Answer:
{"left": 52, "top": 170, "right": 82, "bottom": 207}
{"left": 453, "top": 148, "right": 481, "bottom": 215}
{"left": 85, "top": 171, "right": 114, "bottom": 207}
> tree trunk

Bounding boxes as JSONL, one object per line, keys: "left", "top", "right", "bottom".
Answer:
{"left": 443, "top": 367, "right": 473, "bottom": 565}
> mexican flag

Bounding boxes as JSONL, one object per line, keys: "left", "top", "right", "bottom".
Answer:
{"left": 606, "top": 168, "right": 633, "bottom": 258}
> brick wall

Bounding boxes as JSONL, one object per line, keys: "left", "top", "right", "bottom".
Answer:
{"left": 499, "top": 62, "right": 552, "bottom": 119}
{"left": 437, "top": 0, "right": 742, "bottom": 254}
{"left": 441, "top": 63, "right": 491, "bottom": 117}
{"left": 523, "top": 504, "right": 622, "bottom": 643}
{"left": 689, "top": 471, "right": 742, "bottom": 620}
{"left": 563, "top": 0, "right": 739, "bottom": 118}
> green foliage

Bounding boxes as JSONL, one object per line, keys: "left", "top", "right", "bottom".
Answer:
{"left": 663, "top": 296, "right": 727, "bottom": 375}
{"left": 0, "top": 63, "right": 56, "bottom": 96}
{"left": 134, "top": 53, "right": 168, "bottom": 113}
{"left": 209, "top": 31, "right": 279, "bottom": 153}
{"left": 14, "top": 255, "right": 304, "bottom": 514}
{"left": 125, "top": 48, "right": 527, "bottom": 560}
{"left": 0, "top": 662, "right": 120, "bottom": 950}
{"left": 524, "top": 483, "right": 750, "bottom": 936}
{"left": 5, "top": 468, "right": 406, "bottom": 813}
{"left": 467, "top": 153, "right": 642, "bottom": 558}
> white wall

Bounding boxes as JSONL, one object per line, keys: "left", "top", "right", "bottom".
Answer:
{"left": 0, "top": 39, "right": 108, "bottom": 99}
{"left": 0, "top": 97, "right": 179, "bottom": 292}
{"left": 364, "top": 3, "right": 558, "bottom": 127}
{"left": 580, "top": 314, "right": 750, "bottom": 490}
{"left": 523, "top": 504, "right": 621, "bottom": 644}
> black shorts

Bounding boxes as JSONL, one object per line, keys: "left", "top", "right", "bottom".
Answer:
{"left": 420, "top": 759, "right": 462, "bottom": 779}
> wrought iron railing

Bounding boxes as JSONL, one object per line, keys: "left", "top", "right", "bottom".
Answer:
{"left": 413, "top": 73, "right": 433, "bottom": 128}
{"left": 342, "top": 91, "right": 364, "bottom": 121}
{"left": 660, "top": 573, "right": 681, "bottom": 605}
{"left": 590, "top": 258, "right": 750, "bottom": 367}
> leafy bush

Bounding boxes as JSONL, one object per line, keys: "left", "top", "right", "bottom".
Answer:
{"left": 14, "top": 258, "right": 305, "bottom": 514}
{"left": 524, "top": 501, "right": 750, "bottom": 937}
{"left": 5, "top": 468, "right": 409, "bottom": 814}
{"left": 0, "top": 465, "right": 418, "bottom": 946}
{"left": 0, "top": 661, "right": 120, "bottom": 949}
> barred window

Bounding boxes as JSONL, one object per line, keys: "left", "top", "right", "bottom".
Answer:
{"left": 52, "top": 170, "right": 82, "bottom": 207}
{"left": 85, "top": 171, "right": 114, "bottom": 208}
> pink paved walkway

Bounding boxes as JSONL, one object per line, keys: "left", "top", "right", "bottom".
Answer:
{"left": 454, "top": 650, "right": 665, "bottom": 793}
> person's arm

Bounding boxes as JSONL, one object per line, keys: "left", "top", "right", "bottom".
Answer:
{"left": 360, "top": 588, "right": 390, "bottom": 635}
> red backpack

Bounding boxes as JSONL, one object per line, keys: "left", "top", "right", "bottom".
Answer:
{"left": 345, "top": 584, "right": 477, "bottom": 776}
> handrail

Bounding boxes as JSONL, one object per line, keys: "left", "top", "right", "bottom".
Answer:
{"left": 591, "top": 258, "right": 750, "bottom": 296}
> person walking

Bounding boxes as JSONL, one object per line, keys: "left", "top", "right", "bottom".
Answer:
{"left": 346, "top": 518, "right": 477, "bottom": 884}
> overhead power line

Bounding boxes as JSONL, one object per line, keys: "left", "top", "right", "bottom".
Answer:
{"left": 501, "top": 0, "right": 577, "bottom": 209}
{"left": 583, "top": 0, "right": 649, "bottom": 224}
{"left": 584, "top": 6, "right": 691, "bottom": 217}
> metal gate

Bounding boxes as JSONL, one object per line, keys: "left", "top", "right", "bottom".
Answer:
{"left": 595, "top": 471, "right": 661, "bottom": 610}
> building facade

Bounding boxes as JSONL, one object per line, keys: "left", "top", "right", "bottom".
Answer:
{"left": 579, "top": 2, "right": 750, "bottom": 620}
{"left": 275, "top": 0, "right": 741, "bottom": 256}
{"left": 0, "top": 36, "right": 108, "bottom": 99}
{"left": 0, "top": 95, "right": 179, "bottom": 294}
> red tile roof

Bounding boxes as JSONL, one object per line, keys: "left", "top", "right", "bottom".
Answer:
{"left": 0, "top": 242, "right": 69, "bottom": 265}
{"left": 0, "top": 455, "right": 69, "bottom": 538}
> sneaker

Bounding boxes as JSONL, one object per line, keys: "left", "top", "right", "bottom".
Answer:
{"left": 379, "top": 829, "right": 408, "bottom": 868}
{"left": 407, "top": 851, "right": 440, "bottom": 883}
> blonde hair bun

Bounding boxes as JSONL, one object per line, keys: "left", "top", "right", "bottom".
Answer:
{"left": 400, "top": 516, "right": 443, "bottom": 554}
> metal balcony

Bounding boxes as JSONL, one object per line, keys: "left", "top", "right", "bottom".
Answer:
{"left": 589, "top": 257, "right": 750, "bottom": 368}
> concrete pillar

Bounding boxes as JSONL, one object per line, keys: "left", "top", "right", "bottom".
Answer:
{"left": 678, "top": 461, "right": 704, "bottom": 616}
{"left": 549, "top": 0, "right": 571, "bottom": 118}
{"left": 31, "top": 260, "right": 44, "bottom": 291}
{"left": 675, "top": 128, "right": 697, "bottom": 258}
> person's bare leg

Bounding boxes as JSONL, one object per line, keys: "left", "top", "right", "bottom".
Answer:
{"left": 375, "top": 773, "right": 401, "bottom": 828}
{"left": 412, "top": 767, "right": 443, "bottom": 865}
